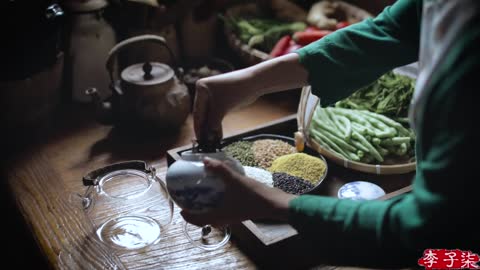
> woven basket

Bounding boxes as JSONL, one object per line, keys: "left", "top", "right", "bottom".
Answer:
{"left": 223, "top": 1, "right": 373, "bottom": 66}
{"left": 296, "top": 65, "right": 418, "bottom": 175}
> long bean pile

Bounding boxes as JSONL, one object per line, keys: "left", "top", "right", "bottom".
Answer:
{"left": 309, "top": 106, "right": 415, "bottom": 164}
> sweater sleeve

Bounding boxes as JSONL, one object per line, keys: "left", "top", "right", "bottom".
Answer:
{"left": 288, "top": 0, "right": 480, "bottom": 267}
{"left": 288, "top": 39, "right": 479, "bottom": 267}
{"left": 296, "top": 0, "right": 421, "bottom": 106}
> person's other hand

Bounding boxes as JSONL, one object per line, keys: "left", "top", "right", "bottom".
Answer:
{"left": 180, "top": 157, "right": 297, "bottom": 227}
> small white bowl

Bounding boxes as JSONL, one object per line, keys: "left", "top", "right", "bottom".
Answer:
{"left": 338, "top": 181, "right": 386, "bottom": 201}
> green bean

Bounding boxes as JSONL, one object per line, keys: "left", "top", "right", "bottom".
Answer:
{"left": 380, "top": 137, "right": 411, "bottom": 146}
{"left": 321, "top": 128, "right": 356, "bottom": 152}
{"left": 358, "top": 111, "right": 398, "bottom": 138}
{"left": 396, "top": 143, "right": 408, "bottom": 156}
{"left": 362, "top": 110, "right": 412, "bottom": 138}
{"left": 351, "top": 138, "right": 370, "bottom": 152}
{"left": 316, "top": 107, "right": 336, "bottom": 127}
{"left": 312, "top": 111, "right": 346, "bottom": 140}
{"left": 324, "top": 108, "right": 346, "bottom": 136}
{"left": 361, "top": 154, "right": 374, "bottom": 164}
{"left": 361, "top": 110, "right": 403, "bottom": 128}
{"left": 310, "top": 129, "right": 350, "bottom": 159}
{"left": 309, "top": 130, "right": 333, "bottom": 151}
{"left": 310, "top": 106, "right": 415, "bottom": 164}
{"left": 329, "top": 112, "right": 352, "bottom": 141}
{"left": 372, "top": 137, "right": 381, "bottom": 146}
{"left": 351, "top": 122, "right": 368, "bottom": 135}
{"left": 331, "top": 108, "right": 369, "bottom": 125}
{"left": 375, "top": 145, "right": 389, "bottom": 157}
{"left": 338, "top": 115, "right": 352, "bottom": 140}
{"left": 348, "top": 152, "right": 361, "bottom": 161}
{"left": 393, "top": 117, "right": 410, "bottom": 125}
{"left": 352, "top": 131, "right": 384, "bottom": 162}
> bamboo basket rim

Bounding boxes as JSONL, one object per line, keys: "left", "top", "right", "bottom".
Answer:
{"left": 307, "top": 136, "right": 416, "bottom": 175}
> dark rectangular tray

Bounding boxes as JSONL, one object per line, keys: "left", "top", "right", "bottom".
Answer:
{"left": 166, "top": 114, "right": 414, "bottom": 246}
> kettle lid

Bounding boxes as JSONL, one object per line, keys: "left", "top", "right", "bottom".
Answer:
{"left": 121, "top": 62, "right": 174, "bottom": 86}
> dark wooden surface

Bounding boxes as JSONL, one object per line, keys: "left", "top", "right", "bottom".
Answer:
{"left": 4, "top": 90, "right": 415, "bottom": 269}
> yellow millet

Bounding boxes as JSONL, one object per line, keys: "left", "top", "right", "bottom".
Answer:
{"left": 269, "top": 153, "right": 326, "bottom": 184}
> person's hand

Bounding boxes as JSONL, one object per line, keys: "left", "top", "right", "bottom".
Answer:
{"left": 193, "top": 53, "right": 309, "bottom": 144}
{"left": 180, "top": 157, "right": 297, "bottom": 227}
{"left": 193, "top": 70, "right": 261, "bottom": 145}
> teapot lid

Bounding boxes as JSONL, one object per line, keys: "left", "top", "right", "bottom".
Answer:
{"left": 121, "top": 62, "right": 174, "bottom": 86}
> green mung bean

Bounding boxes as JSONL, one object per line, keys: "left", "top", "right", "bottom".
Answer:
{"left": 223, "top": 141, "right": 257, "bottom": 167}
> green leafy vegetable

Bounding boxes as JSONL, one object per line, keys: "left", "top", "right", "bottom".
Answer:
{"left": 335, "top": 71, "right": 416, "bottom": 117}
{"left": 223, "top": 15, "right": 306, "bottom": 52}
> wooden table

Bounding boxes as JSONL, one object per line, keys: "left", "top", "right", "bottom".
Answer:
{"left": 3, "top": 91, "right": 414, "bottom": 269}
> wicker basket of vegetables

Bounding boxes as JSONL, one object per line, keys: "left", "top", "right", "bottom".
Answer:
{"left": 223, "top": 1, "right": 372, "bottom": 66}
{"left": 296, "top": 66, "right": 418, "bottom": 175}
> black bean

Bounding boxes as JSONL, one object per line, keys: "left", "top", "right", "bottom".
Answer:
{"left": 272, "top": 173, "right": 315, "bottom": 195}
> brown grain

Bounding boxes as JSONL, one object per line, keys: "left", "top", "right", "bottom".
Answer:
{"left": 252, "top": 139, "right": 297, "bottom": 169}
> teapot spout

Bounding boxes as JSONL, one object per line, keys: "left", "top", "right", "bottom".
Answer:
{"left": 85, "top": 87, "right": 115, "bottom": 125}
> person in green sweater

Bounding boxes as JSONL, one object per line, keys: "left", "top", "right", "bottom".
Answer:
{"left": 183, "top": 0, "right": 478, "bottom": 266}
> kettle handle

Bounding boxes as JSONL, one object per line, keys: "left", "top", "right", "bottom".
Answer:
{"left": 105, "top": 34, "right": 182, "bottom": 84}
{"left": 82, "top": 160, "right": 154, "bottom": 186}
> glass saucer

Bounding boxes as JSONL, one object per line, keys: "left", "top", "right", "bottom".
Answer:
{"left": 96, "top": 215, "right": 162, "bottom": 250}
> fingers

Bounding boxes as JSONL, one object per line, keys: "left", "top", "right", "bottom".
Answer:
{"left": 193, "top": 81, "right": 208, "bottom": 141}
{"left": 203, "top": 157, "right": 234, "bottom": 180}
{"left": 193, "top": 81, "right": 224, "bottom": 144}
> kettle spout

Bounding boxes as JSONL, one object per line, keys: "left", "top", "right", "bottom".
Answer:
{"left": 85, "top": 87, "right": 115, "bottom": 125}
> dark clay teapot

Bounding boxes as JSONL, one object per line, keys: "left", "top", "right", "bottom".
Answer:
{"left": 86, "top": 34, "right": 191, "bottom": 131}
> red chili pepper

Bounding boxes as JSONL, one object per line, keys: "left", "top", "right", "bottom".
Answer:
{"left": 335, "top": 21, "right": 350, "bottom": 30}
{"left": 292, "top": 30, "right": 333, "bottom": 46}
{"left": 269, "top": 35, "right": 292, "bottom": 57}
{"left": 305, "top": 25, "right": 322, "bottom": 32}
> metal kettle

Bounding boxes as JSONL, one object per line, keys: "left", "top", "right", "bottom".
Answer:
{"left": 86, "top": 34, "right": 191, "bottom": 131}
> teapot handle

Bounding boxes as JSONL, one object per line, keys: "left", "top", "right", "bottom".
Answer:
{"left": 83, "top": 160, "right": 154, "bottom": 186}
{"left": 105, "top": 34, "right": 183, "bottom": 84}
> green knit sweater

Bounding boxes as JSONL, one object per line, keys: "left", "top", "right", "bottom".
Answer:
{"left": 291, "top": 0, "right": 478, "bottom": 266}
